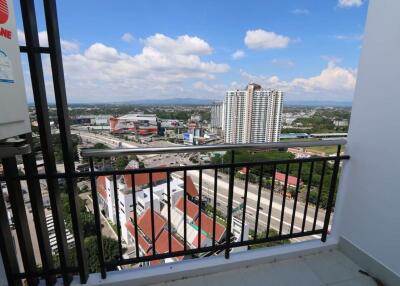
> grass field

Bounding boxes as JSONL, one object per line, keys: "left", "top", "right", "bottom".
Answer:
{"left": 305, "top": 145, "right": 344, "bottom": 155}
{"left": 280, "top": 137, "right": 345, "bottom": 155}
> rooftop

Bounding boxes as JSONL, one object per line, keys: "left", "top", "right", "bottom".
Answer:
{"left": 194, "top": 212, "right": 226, "bottom": 242}
{"left": 184, "top": 176, "right": 199, "bottom": 198}
{"left": 275, "top": 171, "right": 303, "bottom": 186}
{"left": 96, "top": 176, "right": 108, "bottom": 200}
{"left": 136, "top": 209, "right": 167, "bottom": 240}
{"left": 175, "top": 196, "right": 199, "bottom": 221}
{"left": 124, "top": 172, "right": 168, "bottom": 190}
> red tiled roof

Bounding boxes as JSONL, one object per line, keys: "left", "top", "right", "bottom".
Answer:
{"left": 194, "top": 212, "right": 226, "bottom": 242}
{"left": 96, "top": 176, "right": 108, "bottom": 200}
{"left": 150, "top": 260, "right": 161, "bottom": 266}
{"left": 125, "top": 222, "right": 152, "bottom": 253}
{"left": 155, "top": 229, "right": 184, "bottom": 261}
{"left": 238, "top": 167, "right": 248, "bottom": 174}
{"left": 124, "top": 172, "right": 168, "bottom": 190}
{"left": 175, "top": 197, "right": 200, "bottom": 220}
{"left": 275, "top": 172, "right": 303, "bottom": 186}
{"left": 185, "top": 176, "right": 199, "bottom": 198}
{"left": 137, "top": 209, "right": 167, "bottom": 240}
{"left": 191, "top": 232, "right": 207, "bottom": 248}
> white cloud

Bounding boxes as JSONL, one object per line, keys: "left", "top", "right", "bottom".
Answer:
{"left": 17, "top": 30, "right": 26, "bottom": 44}
{"left": 231, "top": 50, "right": 245, "bottom": 60}
{"left": 240, "top": 62, "right": 357, "bottom": 101}
{"left": 193, "top": 81, "right": 226, "bottom": 94}
{"left": 291, "top": 9, "right": 310, "bottom": 15}
{"left": 143, "top": 33, "right": 212, "bottom": 55}
{"left": 244, "top": 29, "right": 290, "bottom": 50}
{"left": 338, "top": 0, "right": 363, "bottom": 8}
{"left": 84, "top": 43, "right": 122, "bottom": 62}
{"left": 271, "top": 58, "right": 295, "bottom": 68}
{"left": 121, "top": 32, "right": 134, "bottom": 43}
{"left": 60, "top": 40, "right": 80, "bottom": 53}
{"left": 17, "top": 29, "right": 80, "bottom": 53}
{"left": 291, "top": 62, "right": 356, "bottom": 92}
{"left": 43, "top": 33, "right": 229, "bottom": 102}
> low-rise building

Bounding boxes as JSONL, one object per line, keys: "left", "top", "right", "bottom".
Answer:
{"left": 275, "top": 172, "right": 303, "bottom": 188}
{"left": 96, "top": 168, "right": 183, "bottom": 243}
{"left": 110, "top": 114, "right": 159, "bottom": 135}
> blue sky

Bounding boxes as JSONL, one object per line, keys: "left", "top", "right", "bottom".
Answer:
{"left": 15, "top": 0, "right": 368, "bottom": 103}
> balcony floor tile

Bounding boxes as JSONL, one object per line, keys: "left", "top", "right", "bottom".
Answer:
{"left": 149, "top": 249, "right": 377, "bottom": 286}
{"left": 302, "top": 250, "right": 363, "bottom": 284}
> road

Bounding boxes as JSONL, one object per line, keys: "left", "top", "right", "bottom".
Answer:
{"left": 172, "top": 170, "right": 326, "bottom": 243}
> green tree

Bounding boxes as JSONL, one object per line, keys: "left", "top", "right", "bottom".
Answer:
{"left": 115, "top": 156, "right": 129, "bottom": 170}
{"left": 93, "top": 143, "right": 109, "bottom": 149}
{"left": 84, "top": 236, "right": 121, "bottom": 272}
{"left": 248, "top": 229, "right": 290, "bottom": 249}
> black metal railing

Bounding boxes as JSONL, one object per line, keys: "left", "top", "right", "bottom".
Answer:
{"left": 0, "top": 140, "right": 349, "bottom": 285}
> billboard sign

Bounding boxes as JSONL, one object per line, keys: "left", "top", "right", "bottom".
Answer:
{"left": 0, "top": 0, "right": 30, "bottom": 140}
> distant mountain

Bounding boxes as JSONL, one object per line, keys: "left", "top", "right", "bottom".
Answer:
{"left": 285, "top": 100, "right": 352, "bottom": 107}
{"left": 36, "top": 98, "right": 352, "bottom": 107}
{"left": 121, "top": 98, "right": 214, "bottom": 106}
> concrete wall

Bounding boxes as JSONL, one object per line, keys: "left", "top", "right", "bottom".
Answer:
{"left": 333, "top": 0, "right": 400, "bottom": 276}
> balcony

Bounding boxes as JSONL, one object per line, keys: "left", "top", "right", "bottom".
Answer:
{"left": 1, "top": 0, "right": 400, "bottom": 286}
{"left": 1, "top": 139, "right": 350, "bottom": 284}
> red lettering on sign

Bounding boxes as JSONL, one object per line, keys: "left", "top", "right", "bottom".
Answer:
{"left": 0, "top": 27, "right": 11, "bottom": 39}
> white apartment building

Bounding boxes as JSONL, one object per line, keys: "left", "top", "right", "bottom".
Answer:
{"left": 210, "top": 101, "right": 223, "bottom": 130}
{"left": 96, "top": 170, "right": 184, "bottom": 244}
{"left": 223, "top": 84, "right": 283, "bottom": 143}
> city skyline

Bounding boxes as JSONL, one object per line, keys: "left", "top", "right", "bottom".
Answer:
{"left": 14, "top": 0, "right": 367, "bottom": 103}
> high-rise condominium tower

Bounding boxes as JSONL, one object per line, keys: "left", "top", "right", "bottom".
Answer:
{"left": 222, "top": 84, "right": 283, "bottom": 144}
{"left": 210, "top": 101, "right": 223, "bottom": 130}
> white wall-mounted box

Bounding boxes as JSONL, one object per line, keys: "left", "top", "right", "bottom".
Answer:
{"left": 0, "top": 0, "right": 31, "bottom": 140}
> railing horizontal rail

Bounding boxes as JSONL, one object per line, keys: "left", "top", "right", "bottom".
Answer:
{"left": 105, "top": 229, "right": 324, "bottom": 269}
{"left": 105, "top": 243, "right": 227, "bottom": 269}
{"left": 81, "top": 139, "right": 347, "bottom": 158}
{"left": 0, "top": 155, "right": 350, "bottom": 182}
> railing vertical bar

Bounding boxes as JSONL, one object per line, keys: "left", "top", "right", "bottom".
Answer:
{"left": 112, "top": 174, "right": 123, "bottom": 258}
{"left": 279, "top": 164, "right": 290, "bottom": 236}
{"left": 22, "top": 148, "right": 55, "bottom": 285}
{"left": 240, "top": 167, "right": 250, "bottom": 242}
{"left": 290, "top": 162, "right": 303, "bottom": 235}
{"left": 0, "top": 178, "right": 22, "bottom": 286}
{"left": 254, "top": 165, "right": 264, "bottom": 239}
{"left": 225, "top": 151, "right": 235, "bottom": 259}
{"left": 149, "top": 172, "right": 156, "bottom": 255}
{"left": 130, "top": 174, "right": 140, "bottom": 259}
{"left": 166, "top": 172, "right": 172, "bottom": 254}
{"left": 321, "top": 145, "right": 342, "bottom": 242}
{"left": 266, "top": 164, "right": 276, "bottom": 238}
{"left": 89, "top": 159, "right": 106, "bottom": 279}
{"left": 2, "top": 158, "right": 38, "bottom": 286}
{"left": 302, "top": 162, "right": 314, "bottom": 232}
{"left": 313, "top": 160, "right": 327, "bottom": 231}
{"left": 19, "top": 0, "right": 72, "bottom": 283}
{"left": 43, "top": 0, "right": 89, "bottom": 282}
{"left": 183, "top": 170, "right": 187, "bottom": 251}
{"left": 212, "top": 169, "right": 218, "bottom": 247}
{"left": 197, "top": 170, "right": 203, "bottom": 249}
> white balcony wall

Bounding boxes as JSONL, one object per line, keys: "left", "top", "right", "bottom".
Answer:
{"left": 333, "top": 0, "right": 400, "bottom": 277}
